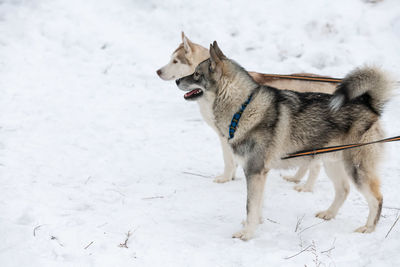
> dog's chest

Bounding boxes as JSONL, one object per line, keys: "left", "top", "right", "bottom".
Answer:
{"left": 197, "top": 97, "right": 217, "bottom": 130}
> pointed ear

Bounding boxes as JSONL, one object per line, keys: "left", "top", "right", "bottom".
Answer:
{"left": 209, "top": 43, "right": 220, "bottom": 72}
{"left": 182, "top": 33, "right": 192, "bottom": 54}
{"left": 213, "top": 41, "right": 226, "bottom": 59}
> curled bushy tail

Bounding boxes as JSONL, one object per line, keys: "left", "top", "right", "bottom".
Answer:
{"left": 330, "top": 66, "right": 392, "bottom": 115}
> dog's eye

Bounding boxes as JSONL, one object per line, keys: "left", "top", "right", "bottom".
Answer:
{"left": 194, "top": 72, "right": 200, "bottom": 80}
{"left": 173, "top": 60, "right": 178, "bottom": 64}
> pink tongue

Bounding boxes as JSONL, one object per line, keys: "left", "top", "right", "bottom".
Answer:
{"left": 184, "top": 89, "right": 202, "bottom": 99}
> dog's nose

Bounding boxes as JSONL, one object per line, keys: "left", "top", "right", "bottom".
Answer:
{"left": 156, "top": 69, "right": 162, "bottom": 76}
{"left": 176, "top": 79, "right": 181, "bottom": 85}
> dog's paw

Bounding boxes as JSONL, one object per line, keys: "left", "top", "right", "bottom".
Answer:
{"left": 213, "top": 174, "right": 233, "bottom": 183}
{"left": 282, "top": 175, "right": 301, "bottom": 184}
{"left": 315, "top": 210, "right": 336, "bottom": 220}
{"left": 241, "top": 218, "right": 263, "bottom": 225}
{"left": 232, "top": 228, "right": 255, "bottom": 241}
{"left": 354, "top": 225, "right": 374, "bottom": 233}
{"left": 294, "top": 184, "right": 313, "bottom": 192}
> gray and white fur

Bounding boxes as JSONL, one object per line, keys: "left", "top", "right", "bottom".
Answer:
{"left": 176, "top": 41, "right": 392, "bottom": 240}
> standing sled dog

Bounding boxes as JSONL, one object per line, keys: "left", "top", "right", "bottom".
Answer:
{"left": 176, "top": 41, "right": 392, "bottom": 240}
{"left": 157, "top": 32, "right": 339, "bottom": 192}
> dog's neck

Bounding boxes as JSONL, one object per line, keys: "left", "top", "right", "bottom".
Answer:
{"left": 213, "top": 69, "right": 259, "bottom": 138}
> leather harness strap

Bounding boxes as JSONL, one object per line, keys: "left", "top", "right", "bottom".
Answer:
{"left": 259, "top": 74, "right": 342, "bottom": 83}
{"left": 282, "top": 135, "right": 400, "bottom": 159}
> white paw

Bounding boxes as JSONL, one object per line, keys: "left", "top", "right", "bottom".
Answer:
{"left": 241, "top": 218, "right": 263, "bottom": 225}
{"left": 354, "top": 225, "right": 374, "bottom": 233}
{"left": 213, "top": 174, "right": 233, "bottom": 183}
{"left": 232, "top": 228, "right": 255, "bottom": 241}
{"left": 294, "top": 184, "right": 313, "bottom": 192}
{"left": 282, "top": 175, "right": 301, "bottom": 184}
{"left": 315, "top": 210, "right": 336, "bottom": 220}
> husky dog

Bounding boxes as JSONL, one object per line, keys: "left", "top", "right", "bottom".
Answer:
{"left": 176, "top": 41, "right": 391, "bottom": 240}
{"left": 157, "top": 33, "right": 338, "bottom": 192}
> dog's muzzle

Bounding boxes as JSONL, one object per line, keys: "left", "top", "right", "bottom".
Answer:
{"left": 175, "top": 78, "right": 203, "bottom": 100}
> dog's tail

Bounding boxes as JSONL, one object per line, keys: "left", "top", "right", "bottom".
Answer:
{"left": 329, "top": 66, "right": 392, "bottom": 115}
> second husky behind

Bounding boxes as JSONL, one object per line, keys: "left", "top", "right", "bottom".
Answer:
{"left": 177, "top": 41, "right": 392, "bottom": 240}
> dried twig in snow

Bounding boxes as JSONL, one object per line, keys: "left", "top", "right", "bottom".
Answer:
{"left": 182, "top": 171, "right": 212, "bottom": 178}
{"left": 284, "top": 244, "right": 313, "bottom": 260}
{"left": 33, "top": 225, "right": 43, "bottom": 237}
{"left": 295, "top": 214, "right": 305, "bottom": 232}
{"left": 84, "top": 241, "right": 94, "bottom": 250}
{"left": 298, "top": 221, "right": 326, "bottom": 234}
{"left": 385, "top": 213, "right": 400, "bottom": 239}
{"left": 321, "top": 238, "right": 336, "bottom": 254}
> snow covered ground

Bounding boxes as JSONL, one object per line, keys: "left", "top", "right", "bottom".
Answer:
{"left": 0, "top": 0, "right": 400, "bottom": 266}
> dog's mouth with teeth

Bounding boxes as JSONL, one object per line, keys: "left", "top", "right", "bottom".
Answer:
{"left": 184, "top": 89, "right": 203, "bottom": 100}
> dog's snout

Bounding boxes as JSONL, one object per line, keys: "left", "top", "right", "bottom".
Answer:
{"left": 176, "top": 79, "right": 181, "bottom": 85}
{"left": 156, "top": 69, "right": 162, "bottom": 76}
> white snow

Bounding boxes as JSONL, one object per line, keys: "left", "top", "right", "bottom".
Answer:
{"left": 0, "top": 0, "right": 400, "bottom": 266}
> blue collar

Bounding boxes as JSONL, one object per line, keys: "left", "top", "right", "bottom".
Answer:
{"left": 228, "top": 92, "right": 254, "bottom": 139}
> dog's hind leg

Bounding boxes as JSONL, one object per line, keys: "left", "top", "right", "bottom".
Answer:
{"left": 294, "top": 162, "right": 321, "bottom": 192}
{"left": 353, "top": 177, "right": 382, "bottom": 233}
{"left": 316, "top": 161, "right": 350, "bottom": 220}
{"left": 282, "top": 165, "right": 308, "bottom": 183}
{"left": 214, "top": 137, "right": 237, "bottom": 183}
{"left": 233, "top": 168, "right": 268, "bottom": 241}
{"left": 343, "top": 151, "right": 383, "bottom": 233}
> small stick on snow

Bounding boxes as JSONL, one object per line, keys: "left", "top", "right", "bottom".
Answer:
{"left": 50, "top": 236, "right": 64, "bottom": 247}
{"left": 298, "top": 221, "right": 326, "bottom": 234}
{"left": 385, "top": 213, "right": 400, "bottom": 239}
{"left": 84, "top": 241, "right": 94, "bottom": 250}
{"left": 119, "top": 229, "right": 137, "bottom": 248}
{"left": 182, "top": 171, "right": 212, "bottom": 178}
{"left": 321, "top": 238, "right": 336, "bottom": 254}
{"left": 266, "top": 218, "right": 279, "bottom": 224}
{"left": 142, "top": 190, "right": 176, "bottom": 200}
{"left": 142, "top": 196, "right": 164, "bottom": 200}
{"left": 295, "top": 214, "right": 305, "bottom": 232}
{"left": 84, "top": 176, "right": 92, "bottom": 185}
{"left": 33, "top": 225, "right": 43, "bottom": 237}
{"left": 284, "top": 244, "right": 313, "bottom": 260}
{"left": 97, "top": 222, "right": 108, "bottom": 228}
{"left": 119, "top": 231, "right": 131, "bottom": 248}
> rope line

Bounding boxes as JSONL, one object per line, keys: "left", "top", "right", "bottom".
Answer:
{"left": 282, "top": 135, "right": 400, "bottom": 159}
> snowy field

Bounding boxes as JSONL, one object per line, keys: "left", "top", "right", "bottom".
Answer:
{"left": 1, "top": 0, "right": 400, "bottom": 266}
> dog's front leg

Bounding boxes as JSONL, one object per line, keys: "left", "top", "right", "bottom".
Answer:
{"left": 233, "top": 168, "right": 268, "bottom": 240}
{"left": 214, "top": 136, "right": 237, "bottom": 183}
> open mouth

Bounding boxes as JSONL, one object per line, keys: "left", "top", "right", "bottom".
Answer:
{"left": 184, "top": 89, "right": 203, "bottom": 100}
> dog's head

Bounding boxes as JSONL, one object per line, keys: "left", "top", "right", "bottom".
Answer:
{"left": 156, "top": 32, "right": 199, "bottom": 81}
{"left": 176, "top": 41, "right": 228, "bottom": 100}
